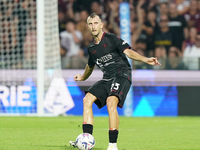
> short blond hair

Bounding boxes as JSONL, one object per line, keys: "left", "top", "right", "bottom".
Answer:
{"left": 87, "top": 13, "right": 101, "bottom": 23}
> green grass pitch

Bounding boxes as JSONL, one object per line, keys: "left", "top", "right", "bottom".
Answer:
{"left": 0, "top": 116, "right": 200, "bottom": 150}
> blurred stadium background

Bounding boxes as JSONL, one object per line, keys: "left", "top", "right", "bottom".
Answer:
{"left": 0, "top": 0, "right": 200, "bottom": 117}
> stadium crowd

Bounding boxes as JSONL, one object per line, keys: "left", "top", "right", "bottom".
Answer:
{"left": 1, "top": 0, "right": 200, "bottom": 70}
{"left": 59, "top": 0, "right": 200, "bottom": 70}
{"left": 0, "top": 0, "right": 36, "bottom": 69}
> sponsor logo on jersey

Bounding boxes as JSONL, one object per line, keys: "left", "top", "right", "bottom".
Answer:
{"left": 96, "top": 53, "right": 112, "bottom": 67}
{"left": 105, "top": 61, "right": 115, "bottom": 66}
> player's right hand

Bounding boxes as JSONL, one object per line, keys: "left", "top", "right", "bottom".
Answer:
{"left": 74, "top": 74, "right": 83, "bottom": 81}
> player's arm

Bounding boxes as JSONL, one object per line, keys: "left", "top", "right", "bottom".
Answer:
{"left": 123, "top": 49, "right": 161, "bottom": 66}
{"left": 74, "top": 64, "right": 95, "bottom": 81}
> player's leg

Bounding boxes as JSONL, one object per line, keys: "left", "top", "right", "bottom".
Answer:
{"left": 82, "top": 92, "right": 97, "bottom": 135}
{"left": 106, "top": 96, "right": 119, "bottom": 150}
{"left": 82, "top": 80, "right": 108, "bottom": 135}
{"left": 107, "top": 96, "right": 119, "bottom": 130}
{"left": 69, "top": 92, "right": 97, "bottom": 147}
{"left": 106, "top": 77, "right": 131, "bottom": 150}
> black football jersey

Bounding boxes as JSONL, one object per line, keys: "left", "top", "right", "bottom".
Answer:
{"left": 87, "top": 32, "right": 132, "bottom": 82}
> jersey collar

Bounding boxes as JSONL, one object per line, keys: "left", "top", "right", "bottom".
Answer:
{"left": 93, "top": 32, "right": 105, "bottom": 44}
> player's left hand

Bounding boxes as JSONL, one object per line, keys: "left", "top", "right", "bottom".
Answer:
{"left": 147, "top": 57, "right": 161, "bottom": 66}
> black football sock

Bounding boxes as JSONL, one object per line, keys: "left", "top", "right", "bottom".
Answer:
{"left": 109, "top": 129, "right": 118, "bottom": 143}
{"left": 82, "top": 124, "right": 93, "bottom": 135}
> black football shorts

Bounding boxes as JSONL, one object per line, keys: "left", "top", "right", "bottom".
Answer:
{"left": 87, "top": 76, "right": 131, "bottom": 109}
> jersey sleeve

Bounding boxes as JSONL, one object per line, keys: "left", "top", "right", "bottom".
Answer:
{"left": 110, "top": 34, "right": 131, "bottom": 51}
{"left": 87, "top": 54, "right": 95, "bottom": 68}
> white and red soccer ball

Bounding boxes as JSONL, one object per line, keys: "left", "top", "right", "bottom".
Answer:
{"left": 75, "top": 133, "right": 95, "bottom": 150}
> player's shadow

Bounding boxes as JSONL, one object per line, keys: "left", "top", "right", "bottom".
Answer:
{"left": 34, "top": 144, "right": 103, "bottom": 150}
{"left": 33, "top": 144, "right": 66, "bottom": 149}
{"left": 64, "top": 145, "right": 103, "bottom": 150}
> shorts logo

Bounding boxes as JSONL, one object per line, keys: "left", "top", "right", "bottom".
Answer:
{"left": 103, "top": 43, "right": 107, "bottom": 48}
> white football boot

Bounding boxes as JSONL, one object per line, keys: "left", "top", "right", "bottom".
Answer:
{"left": 107, "top": 143, "right": 118, "bottom": 150}
{"left": 69, "top": 141, "right": 77, "bottom": 148}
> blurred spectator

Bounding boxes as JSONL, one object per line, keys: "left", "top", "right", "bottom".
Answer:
{"left": 131, "top": 0, "right": 145, "bottom": 50}
{"left": 76, "top": 10, "right": 93, "bottom": 57}
{"left": 0, "top": 19, "right": 17, "bottom": 68}
{"left": 129, "top": 2, "right": 137, "bottom": 40}
{"left": 106, "top": 0, "right": 120, "bottom": 35}
{"left": 23, "top": 26, "right": 37, "bottom": 69}
{"left": 58, "top": 0, "right": 67, "bottom": 13}
{"left": 0, "top": 0, "right": 38, "bottom": 69}
{"left": 168, "top": 3, "right": 188, "bottom": 51}
{"left": 74, "top": 12, "right": 81, "bottom": 23}
{"left": 198, "top": 0, "right": 200, "bottom": 12}
{"left": 135, "top": 39, "right": 147, "bottom": 52}
{"left": 60, "top": 19, "right": 87, "bottom": 69}
{"left": 154, "top": 14, "right": 174, "bottom": 53}
{"left": 58, "top": 10, "right": 67, "bottom": 33}
{"left": 132, "top": 48, "right": 152, "bottom": 69}
{"left": 142, "top": 10, "right": 158, "bottom": 56}
{"left": 23, "top": 0, "right": 36, "bottom": 69}
{"left": 65, "top": 0, "right": 75, "bottom": 19}
{"left": 73, "top": 0, "right": 97, "bottom": 14}
{"left": 131, "top": 19, "right": 140, "bottom": 50}
{"left": 130, "top": 2, "right": 137, "bottom": 22}
{"left": 12, "top": 0, "right": 30, "bottom": 68}
{"left": 152, "top": 46, "right": 167, "bottom": 69}
{"left": 58, "top": 0, "right": 77, "bottom": 21}
{"left": 76, "top": 10, "right": 89, "bottom": 32}
{"left": 182, "top": 27, "right": 197, "bottom": 52}
{"left": 0, "top": 1, "right": 16, "bottom": 68}
{"left": 141, "top": 0, "right": 159, "bottom": 15}
{"left": 183, "top": 0, "right": 200, "bottom": 32}
{"left": 91, "top": 1, "right": 108, "bottom": 32}
{"left": 175, "top": 0, "right": 190, "bottom": 15}
{"left": 91, "top": 1, "right": 103, "bottom": 17}
{"left": 136, "top": 0, "right": 148, "bottom": 41}
{"left": 156, "top": 2, "right": 169, "bottom": 23}
{"left": 165, "top": 46, "right": 186, "bottom": 70}
{"left": 183, "top": 33, "right": 200, "bottom": 70}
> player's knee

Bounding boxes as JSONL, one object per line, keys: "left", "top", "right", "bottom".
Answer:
{"left": 106, "top": 97, "right": 118, "bottom": 112}
{"left": 83, "top": 96, "right": 93, "bottom": 108}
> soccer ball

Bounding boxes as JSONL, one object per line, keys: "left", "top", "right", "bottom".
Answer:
{"left": 75, "top": 133, "right": 95, "bottom": 150}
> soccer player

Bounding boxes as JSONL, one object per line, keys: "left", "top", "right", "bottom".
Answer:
{"left": 70, "top": 13, "right": 161, "bottom": 150}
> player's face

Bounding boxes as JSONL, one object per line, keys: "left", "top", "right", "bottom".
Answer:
{"left": 86, "top": 16, "right": 103, "bottom": 36}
